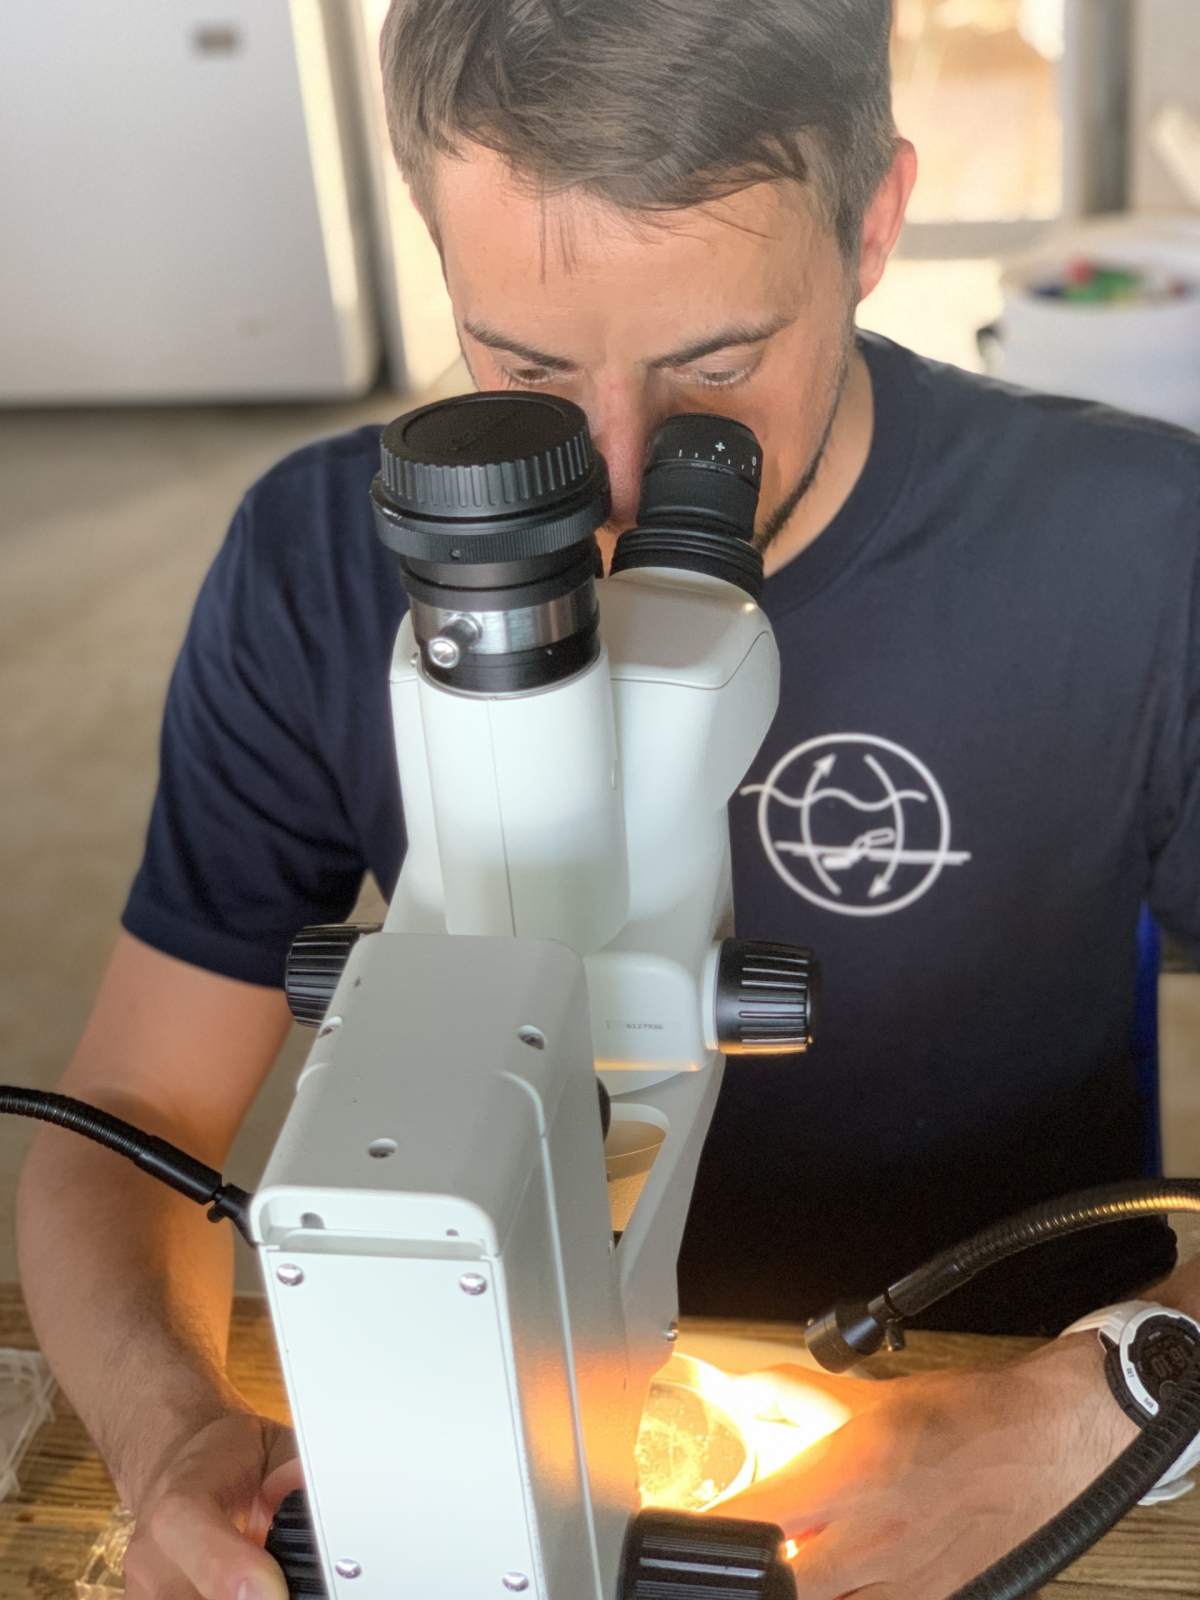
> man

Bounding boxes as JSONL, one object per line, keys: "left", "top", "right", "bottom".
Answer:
{"left": 16, "top": 1, "right": 1200, "bottom": 1596}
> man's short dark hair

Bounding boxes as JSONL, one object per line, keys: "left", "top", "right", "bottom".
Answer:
{"left": 380, "top": 0, "right": 898, "bottom": 260}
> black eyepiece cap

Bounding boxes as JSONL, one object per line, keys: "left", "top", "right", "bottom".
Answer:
{"left": 372, "top": 392, "right": 610, "bottom": 566}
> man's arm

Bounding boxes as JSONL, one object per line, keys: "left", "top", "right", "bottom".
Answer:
{"left": 17, "top": 931, "right": 297, "bottom": 1600}
{"left": 726, "top": 1253, "right": 1200, "bottom": 1600}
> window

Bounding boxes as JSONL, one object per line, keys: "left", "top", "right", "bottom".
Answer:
{"left": 893, "top": 0, "right": 1065, "bottom": 224}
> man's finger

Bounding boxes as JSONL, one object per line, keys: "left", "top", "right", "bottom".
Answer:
{"left": 245, "top": 1454, "right": 306, "bottom": 1545}
{"left": 148, "top": 1491, "right": 288, "bottom": 1600}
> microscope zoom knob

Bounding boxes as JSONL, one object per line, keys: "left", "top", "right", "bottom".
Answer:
{"left": 284, "top": 922, "right": 382, "bottom": 1027}
{"left": 264, "top": 1490, "right": 326, "bottom": 1597}
{"left": 714, "top": 939, "right": 818, "bottom": 1056}
{"left": 620, "top": 1509, "right": 796, "bottom": 1599}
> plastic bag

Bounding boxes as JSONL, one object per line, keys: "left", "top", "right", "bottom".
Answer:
{"left": 76, "top": 1505, "right": 136, "bottom": 1600}
{"left": 0, "top": 1348, "right": 55, "bottom": 1500}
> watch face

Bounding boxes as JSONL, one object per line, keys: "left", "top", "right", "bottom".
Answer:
{"left": 1130, "top": 1317, "right": 1200, "bottom": 1407}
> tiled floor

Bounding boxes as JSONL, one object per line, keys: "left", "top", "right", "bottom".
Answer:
{"left": 0, "top": 264, "right": 1197, "bottom": 1297}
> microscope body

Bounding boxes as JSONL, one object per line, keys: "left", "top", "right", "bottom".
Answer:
{"left": 252, "top": 398, "right": 806, "bottom": 1600}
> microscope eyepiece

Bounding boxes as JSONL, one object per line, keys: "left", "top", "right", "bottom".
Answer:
{"left": 611, "top": 413, "right": 765, "bottom": 598}
{"left": 373, "top": 396, "right": 768, "bottom": 690}
{"left": 638, "top": 413, "right": 762, "bottom": 532}
{"left": 373, "top": 392, "right": 609, "bottom": 570}
{"left": 372, "top": 393, "right": 610, "bottom": 693}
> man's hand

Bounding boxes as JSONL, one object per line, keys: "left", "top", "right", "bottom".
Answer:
{"left": 17, "top": 934, "right": 298, "bottom": 1600}
{"left": 123, "top": 1412, "right": 301, "bottom": 1600}
{"left": 721, "top": 1334, "right": 1137, "bottom": 1600}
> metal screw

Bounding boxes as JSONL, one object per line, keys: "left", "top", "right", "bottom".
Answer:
{"left": 335, "top": 1559, "right": 362, "bottom": 1578}
{"left": 276, "top": 1264, "right": 304, "bottom": 1287}
{"left": 428, "top": 635, "right": 462, "bottom": 669}
{"left": 427, "top": 615, "right": 481, "bottom": 671}
{"left": 502, "top": 1576, "right": 530, "bottom": 1592}
{"left": 459, "top": 1272, "right": 488, "bottom": 1296}
{"left": 664, "top": 1320, "right": 679, "bottom": 1343}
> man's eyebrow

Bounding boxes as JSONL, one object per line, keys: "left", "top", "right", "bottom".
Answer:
{"left": 461, "top": 319, "right": 577, "bottom": 371}
{"left": 463, "top": 313, "right": 795, "bottom": 374}
{"left": 650, "top": 314, "right": 795, "bottom": 369}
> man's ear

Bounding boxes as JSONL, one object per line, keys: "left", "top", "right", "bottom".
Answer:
{"left": 857, "top": 140, "right": 918, "bottom": 304}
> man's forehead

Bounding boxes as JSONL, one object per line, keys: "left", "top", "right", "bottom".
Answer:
{"left": 432, "top": 144, "right": 818, "bottom": 278}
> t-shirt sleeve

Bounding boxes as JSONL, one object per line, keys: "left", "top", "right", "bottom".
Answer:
{"left": 122, "top": 485, "right": 379, "bottom": 989}
{"left": 1147, "top": 514, "right": 1200, "bottom": 963}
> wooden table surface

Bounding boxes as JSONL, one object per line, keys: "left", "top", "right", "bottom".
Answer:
{"left": 0, "top": 1289, "right": 1196, "bottom": 1598}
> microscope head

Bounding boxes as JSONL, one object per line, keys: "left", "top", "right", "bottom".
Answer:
{"left": 371, "top": 395, "right": 767, "bottom": 690}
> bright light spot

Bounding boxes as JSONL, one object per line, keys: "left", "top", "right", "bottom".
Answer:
{"left": 636, "top": 1355, "right": 851, "bottom": 1513}
{"left": 1018, "top": 0, "right": 1065, "bottom": 61}
{"left": 784, "top": 1539, "right": 799, "bottom": 1561}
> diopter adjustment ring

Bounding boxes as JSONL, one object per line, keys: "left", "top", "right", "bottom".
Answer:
{"left": 619, "top": 1509, "right": 796, "bottom": 1600}
{"left": 284, "top": 923, "right": 382, "bottom": 1027}
{"left": 714, "top": 939, "right": 818, "bottom": 1055}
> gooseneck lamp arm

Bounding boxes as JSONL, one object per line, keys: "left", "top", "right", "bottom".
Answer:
{"left": 0, "top": 1085, "right": 254, "bottom": 1243}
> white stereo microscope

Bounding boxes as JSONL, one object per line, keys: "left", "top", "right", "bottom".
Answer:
{"left": 4, "top": 392, "right": 1196, "bottom": 1600}
{"left": 252, "top": 394, "right": 816, "bottom": 1599}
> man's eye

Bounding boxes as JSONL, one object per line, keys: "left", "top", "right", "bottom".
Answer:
{"left": 504, "top": 366, "right": 555, "bottom": 387}
{"left": 686, "top": 362, "right": 756, "bottom": 390}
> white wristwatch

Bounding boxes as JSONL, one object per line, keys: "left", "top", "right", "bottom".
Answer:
{"left": 1061, "top": 1299, "right": 1200, "bottom": 1504}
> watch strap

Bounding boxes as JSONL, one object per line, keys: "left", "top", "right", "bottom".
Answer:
{"left": 1061, "top": 1300, "right": 1200, "bottom": 1504}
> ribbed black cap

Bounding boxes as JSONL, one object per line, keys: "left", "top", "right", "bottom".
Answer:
{"left": 285, "top": 923, "right": 381, "bottom": 1027}
{"left": 373, "top": 393, "right": 610, "bottom": 565}
{"left": 714, "top": 939, "right": 818, "bottom": 1056}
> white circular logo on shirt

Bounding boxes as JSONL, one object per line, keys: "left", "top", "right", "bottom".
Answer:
{"left": 741, "top": 733, "right": 972, "bottom": 916}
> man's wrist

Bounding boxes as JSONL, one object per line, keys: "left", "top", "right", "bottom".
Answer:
{"left": 1019, "top": 1332, "right": 1140, "bottom": 1469}
{"left": 105, "top": 1370, "right": 254, "bottom": 1510}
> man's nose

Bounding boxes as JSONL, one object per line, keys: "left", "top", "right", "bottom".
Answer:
{"left": 587, "top": 390, "right": 654, "bottom": 531}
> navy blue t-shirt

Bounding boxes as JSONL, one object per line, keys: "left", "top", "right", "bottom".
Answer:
{"left": 125, "top": 335, "right": 1200, "bottom": 1332}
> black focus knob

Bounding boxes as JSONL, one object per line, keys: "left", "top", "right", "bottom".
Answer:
{"left": 265, "top": 1490, "right": 326, "bottom": 1596}
{"left": 284, "top": 923, "right": 382, "bottom": 1027}
{"left": 372, "top": 392, "right": 610, "bottom": 565}
{"left": 714, "top": 939, "right": 818, "bottom": 1056}
{"left": 620, "top": 1509, "right": 796, "bottom": 1600}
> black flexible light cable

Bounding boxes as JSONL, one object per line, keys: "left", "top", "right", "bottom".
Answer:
{"left": 945, "top": 1342, "right": 1200, "bottom": 1599}
{"left": 805, "top": 1182, "right": 1200, "bottom": 1600}
{"left": 807, "top": 1180, "right": 1200, "bottom": 1371}
{"left": 0, "top": 1086, "right": 254, "bottom": 1242}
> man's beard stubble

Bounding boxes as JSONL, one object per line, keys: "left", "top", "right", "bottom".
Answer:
{"left": 753, "top": 315, "right": 855, "bottom": 555}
